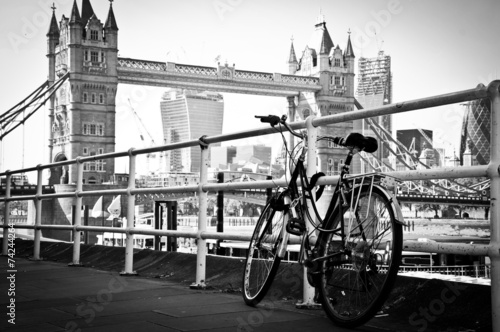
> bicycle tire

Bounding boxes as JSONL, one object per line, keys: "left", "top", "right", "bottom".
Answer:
{"left": 242, "top": 192, "right": 289, "bottom": 306}
{"left": 317, "top": 185, "right": 403, "bottom": 328}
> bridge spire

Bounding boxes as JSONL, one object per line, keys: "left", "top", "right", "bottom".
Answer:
{"left": 287, "top": 36, "right": 298, "bottom": 75}
{"left": 344, "top": 29, "right": 355, "bottom": 58}
{"left": 81, "top": 0, "right": 95, "bottom": 29}
{"left": 105, "top": 0, "right": 119, "bottom": 31}
{"left": 69, "top": 0, "right": 81, "bottom": 25}
{"left": 47, "top": 3, "right": 60, "bottom": 37}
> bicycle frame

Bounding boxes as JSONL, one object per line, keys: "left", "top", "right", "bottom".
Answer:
{"left": 274, "top": 141, "right": 405, "bottom": 266}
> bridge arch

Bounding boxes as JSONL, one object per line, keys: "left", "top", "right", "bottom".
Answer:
{"left": 49, "top": 153, "right": 68, "bottom": 185}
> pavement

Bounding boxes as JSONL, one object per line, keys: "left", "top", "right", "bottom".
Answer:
{"left": 1, "top": 258, "right": 386, "bottom": 332}
{"left": 0, "top": 240, "right": 493, "bottom": 331}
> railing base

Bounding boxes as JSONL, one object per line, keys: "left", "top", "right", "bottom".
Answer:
{"left": 295, "top": 301, "right": 321, "bottom": 310}
{"left": 119, "top": 271, "right": 138, "bottom": 276}
{"left": 190, "top": 282, "right": 207, "bottom": 289}
{"left": 28, "top": 256, "right": 44, "bottom": 261}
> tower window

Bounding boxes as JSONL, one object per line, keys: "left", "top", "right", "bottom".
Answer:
{"left": 91, "top": 93, "right": 96, "bottom": 104}
{"left": 90, "top": 30, "right": 98, "bottom": 41}
{"left": 83, "top": 122, "right": 104, "bottom": 136}
{"left": 83, "top": 147, "right": 88, "bottom": 155}
{"left": 334, "top": 58, "right": 341, "bottom": 67}
{"left": 91, "top": 51, "right": 99, "bottom": 63}
{"left": 84, "top": 50, "right": 89, "bottom": 61}
{"left": 334, "top": 76, "right": 341, "bottom": 85}
{"left": 83, "top": 92, "right": 88, "bottom": 103}
{"left": 99, "top": 93, "right": 105, "bottom": 104}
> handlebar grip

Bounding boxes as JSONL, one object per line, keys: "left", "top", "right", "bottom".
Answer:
{"left": 255, "top": 115, "right": 281, "bottom": 127}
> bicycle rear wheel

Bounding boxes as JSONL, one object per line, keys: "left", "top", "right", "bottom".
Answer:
{"left": 242, "top": 192, "right": 289, "bottom": 306}
{"left": 317, "top": 185, "right": 403, "bottom": 327}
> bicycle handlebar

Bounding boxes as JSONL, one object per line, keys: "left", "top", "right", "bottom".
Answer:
{"left": 255, "top": 115, "right": 378, "bottom": 153}
{"left": 255, "top": 114, "right": 304, "bottom": 139}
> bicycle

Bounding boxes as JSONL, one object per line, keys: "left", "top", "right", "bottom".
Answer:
{"left": 242, "top": 114, "right": 405, "bottom": 328}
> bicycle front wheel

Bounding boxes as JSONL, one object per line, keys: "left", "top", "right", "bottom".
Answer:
{"left": 242, "top": 192, "right": 289, "bottom": 306}
{"left": 317, "top": 185, "right": 403, "bottom": 328}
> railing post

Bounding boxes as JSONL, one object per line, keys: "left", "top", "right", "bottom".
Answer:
{"left": 32, "top": 166, "right": 43, "bottom": 260}
{"left": 122, "top": 150, "right": 137, "bottom": 275}
{"left": 487, "top": 80, "right": 500, "bottom": 331}
{"left": 297, "top": 116, "right": 321, "bottom": 309}
{"left": 69, "top": 160, "right": 84, "bottom": 266}
{"left": 191, "top": 142, "right": 209, "bottom": 288}
{"left": 1, "top": 173, "right": 11, "bottom": 256}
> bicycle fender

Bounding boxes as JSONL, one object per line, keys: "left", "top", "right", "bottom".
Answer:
{"left": 372, "top": 184, "right": 406, "bottom": 226}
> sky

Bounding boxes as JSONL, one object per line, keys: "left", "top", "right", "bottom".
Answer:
{"left": 0, "top": 0, "right": 499, "bottom": 179}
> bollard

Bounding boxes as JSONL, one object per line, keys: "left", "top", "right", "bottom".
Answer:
{"left": 1, "top": 173, "right": 11, "bottom": 256}
{"left": 69, "top": 160, "right": 84, "bottom": 266}
{"left": 122, "top": 150, "right": 137, "bottom": 275}
{"left": 191, "top": 142, "right": 209, "bottom": 288}
{"left": 296, "top": 116, "right": 321, "bottom": 309}
{"left": 32, "top": 166, "right": 43, "bottom": 260}
{"left": 487, "top": 80, "right": 500, "bottom": 331}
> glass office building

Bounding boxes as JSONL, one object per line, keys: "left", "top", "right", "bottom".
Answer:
{"left": 160, "top": 89, "right": 224, "bottom": 173}
{"left": 460, "top": 98, "right": 491, "bottom": 165}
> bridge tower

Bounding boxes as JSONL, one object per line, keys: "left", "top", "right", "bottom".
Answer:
{"left": 47, "top": 0, "right": 118, "bottom": 185}
{"left": 288, "top": 14, "right": 356, "bottom": 176}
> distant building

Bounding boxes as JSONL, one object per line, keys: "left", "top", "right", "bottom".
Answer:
{"left": 210, "top": 145, "right": 272, "bottom": 174}
{"left": 160, "top": 89, "right": 224, "bottom": 173}
{"left": 211, "top": 146, "right": 237, "bottom": 169}
{"left": 460, "top": 97, "right": 491, "bottom": 166}
{"left": 396, "top": 129, "right": 440, "bottom": 169}
{"left": 355, "top": 50, "right": 393, "bottom": 172}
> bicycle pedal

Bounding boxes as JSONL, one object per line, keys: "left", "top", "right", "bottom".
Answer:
{"left": 286, "top": 218, "right": 305, "bottom": 236}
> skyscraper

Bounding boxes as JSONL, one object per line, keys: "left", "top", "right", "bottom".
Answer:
{"left": 355, "top": 50, "right": 392, "bottom": 171}
{"left": 460, "top": 97, "right": 491, "bottom": 166}
{"left": 160, "top": 89, "right": 224, "bottom": 173}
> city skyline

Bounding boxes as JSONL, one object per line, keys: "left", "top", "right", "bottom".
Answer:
{"left": 0, "top": 0, "right": 499, "bottom": 177}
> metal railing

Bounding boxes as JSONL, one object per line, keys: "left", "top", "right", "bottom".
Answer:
{"left": 1, "top": 81, "right": 499, "bottom": 329}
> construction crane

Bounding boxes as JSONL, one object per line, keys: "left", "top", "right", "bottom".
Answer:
{"left": 127, "top": 99, "right": 158, "bottom": 174}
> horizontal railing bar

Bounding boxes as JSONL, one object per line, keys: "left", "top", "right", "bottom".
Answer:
{"left": 132, "top": 185, "right": 199, "bottom": 195}
{"left": 313, "top": 85, "right": 489, "bottom": 128}
{"left": 403, "top": 240, "right": 490, "bottom": 256}
{"left": 77, "top": 189, "right": 128, "bottom": 197}
{"left": 1, "top": 166, "right": 487, "bottom": 203}
{"left": 10, "top": 223, "right": 490, "bottom": 255}
{"left": 384, "top": 165, "right": 488, "bottom": 181}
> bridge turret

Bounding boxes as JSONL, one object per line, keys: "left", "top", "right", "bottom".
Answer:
{"left": 104, "top": 1, "right": 119, "bottom": 77}
{"left": 68, "top": 0, "right": 82, "bottom": 45}
{"left": 343, "top": 32, "right": 355, "bottom": 97}
{"left": 287, "top": 38, "right": 298, "bottom": 75}
{"left": 46, "top": 0, "right": 119, "bottom": 185}
{"left": 292, "top": 15, "right": 356, "bottom": 176}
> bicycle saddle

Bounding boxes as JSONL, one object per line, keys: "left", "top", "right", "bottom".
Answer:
{"left": 344, "top": 133, "right": 378, "bottom": 153}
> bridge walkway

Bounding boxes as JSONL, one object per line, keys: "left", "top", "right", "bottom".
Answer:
{"left": 0, "top": 239, "right": 492, "bottom": 332}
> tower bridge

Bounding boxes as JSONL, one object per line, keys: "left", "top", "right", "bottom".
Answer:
{"left": 117, "top": 58, "right": 321, "bottom": 97}
{"left": 0, "top": 0, "right": 490, "bottom": 218}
